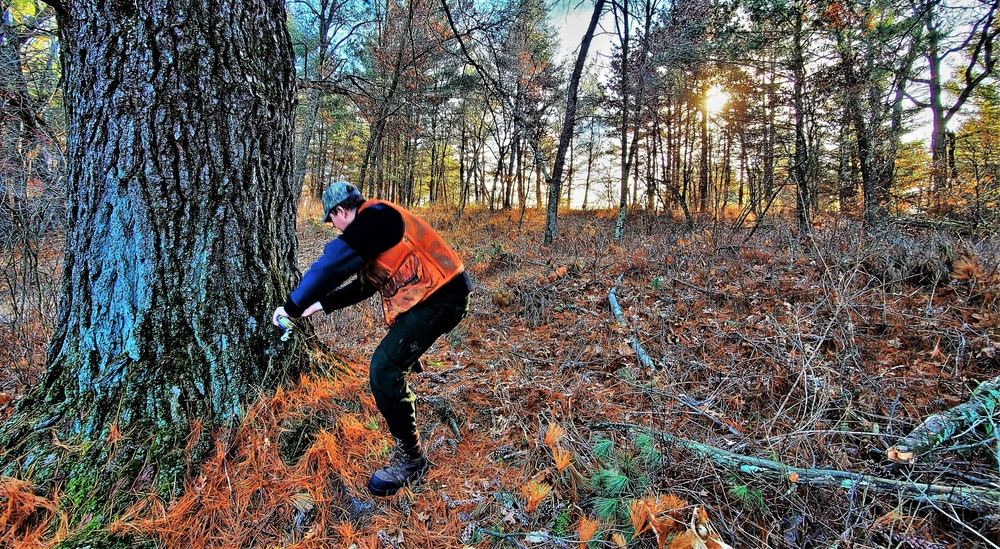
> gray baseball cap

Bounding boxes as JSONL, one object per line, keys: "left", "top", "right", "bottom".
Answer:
{"left": 321, "top": 182, "right": 361, "bottom": 222}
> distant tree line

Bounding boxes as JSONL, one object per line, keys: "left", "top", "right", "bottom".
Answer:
{"left": 286, "top": 0, "right": 1000, "bottom": 234}
{"left": 3, "top": 0, "right": 999, "bottom": 237}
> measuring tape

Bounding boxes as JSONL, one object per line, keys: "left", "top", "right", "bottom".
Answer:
{"left": 276, "top": 316, "right": 294, "bottom": 341}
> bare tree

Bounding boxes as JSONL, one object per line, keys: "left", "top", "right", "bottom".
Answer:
{"left": 544, "top": 0, "right": 606, "bottom": 244}
{"left": 0, "top": 3, "right": 64, "bottom": 365}
{"left": 910, "top": 0, "right": 1000, "bottom": 203}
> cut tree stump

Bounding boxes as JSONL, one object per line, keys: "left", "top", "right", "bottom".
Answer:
{"left": 887, "top": 375, "right": 1000, "bottom": 463}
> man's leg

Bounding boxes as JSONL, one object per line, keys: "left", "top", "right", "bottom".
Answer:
{"left": 367, "top": 292, "right": 468, "bottom": 496}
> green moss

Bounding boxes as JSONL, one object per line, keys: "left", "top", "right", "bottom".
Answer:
{"left": 65, "top": 474, "right": 94, "bottom": 510}
{"left": 154, "top": 450, "right": 187, "bottom": 500}
{"left": 551, "top": 508, "right": 572, "bottom": 537}
{"left": 56, "top": 528, "right": 151, "bottom": 549}
{"left": 35, "top": 425, "right": 190, "bottom": 544}
{"left": 279, "top": 416, "right": 321, "bottom": 463}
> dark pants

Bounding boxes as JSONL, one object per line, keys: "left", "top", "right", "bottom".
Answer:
{"left": 369, "top": 282, "right": 469, "bottom": 447}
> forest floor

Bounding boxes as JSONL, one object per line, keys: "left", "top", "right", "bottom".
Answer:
{"left": 3, "top": 205, "right": 1000, "bottom": 548}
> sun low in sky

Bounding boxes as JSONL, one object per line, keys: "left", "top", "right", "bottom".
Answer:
{"left": 706, "top": 85, "right": 729, "bottom": 114}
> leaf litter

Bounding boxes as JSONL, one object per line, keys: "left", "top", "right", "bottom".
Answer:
{"left": 3, "top": 207, "right": 1000, "bottom": 547}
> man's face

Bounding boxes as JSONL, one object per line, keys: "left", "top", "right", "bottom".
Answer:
{"left": 329, "top": 206, "right": 354, "bottom": 232}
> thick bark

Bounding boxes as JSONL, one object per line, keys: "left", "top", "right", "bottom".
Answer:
{"left": 2, "top": 0, "right": 299, "bottom": 513}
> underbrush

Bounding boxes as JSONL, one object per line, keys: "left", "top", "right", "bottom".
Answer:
{"left": 0, "top": 198, "right": 61, "bottom": 423}
{"left": 3, "top": 206, "right": 1000, "bottom": 547}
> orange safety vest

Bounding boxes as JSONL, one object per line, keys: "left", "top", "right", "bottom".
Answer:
{"left": 359, "top": 200, "right": 464, "bottom": 325}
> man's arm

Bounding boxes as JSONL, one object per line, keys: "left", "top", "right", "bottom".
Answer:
{"left": 320, "top": 277, "right": 378, "bottom": 312}
{"left": 283, "top": 238, "right": 364, "bottom": 318}
{"left": 274, "top": 203, "right": 402, "bottom": 324}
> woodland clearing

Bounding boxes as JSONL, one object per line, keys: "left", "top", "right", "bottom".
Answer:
{"left": 2, "top": 205, "right": 1000, "bottom": 548}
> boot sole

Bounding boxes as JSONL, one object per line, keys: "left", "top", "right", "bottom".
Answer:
{"left": 368, "top": 485, "right": 402, "bottom": 497}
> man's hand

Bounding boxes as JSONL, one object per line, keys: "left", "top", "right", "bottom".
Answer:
{"left": 273, "top": 303, "right": 322, "bottom": 327}
{"left": 272, "top": 306, "right": 291, "bottom": 326}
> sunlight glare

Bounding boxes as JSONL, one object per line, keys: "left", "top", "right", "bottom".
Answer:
{"left": 706, "top": 85, "right": 729, "bottom": 114}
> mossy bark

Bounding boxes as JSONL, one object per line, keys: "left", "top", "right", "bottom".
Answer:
{"left": 888, "top": 376, "right": 1000, "bottom": 463}
{"left": 0, "top": 0, "right": 302, "bottom": 540}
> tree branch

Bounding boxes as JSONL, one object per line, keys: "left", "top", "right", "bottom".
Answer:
{"left": 888, "top": 375, "right": 1000, "bottom": 463}
{"left": 904, "top": 90, "right": 931, "bottom": 109}
{"left": 607, "top": 278, "right": 743, "bottom": 437}
{"left": 439, "top": 0, "right": 502, "bottom": 93}
{"left": 608, "top": 274, "right": 656, "bottom": 371}
{"left": 592, "top": 422, "right": 1000, "bottom": 512}
{"left": 945, "top": 3, "right": 1000, "bottom": 122}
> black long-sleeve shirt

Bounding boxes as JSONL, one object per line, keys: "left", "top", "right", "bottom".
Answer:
{"left": 283, "top": 202, "right": 404, "bottom": 317}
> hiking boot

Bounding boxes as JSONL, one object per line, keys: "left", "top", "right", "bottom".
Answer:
{"left": 367, "top": 439, "right": 429, "bottom": 497}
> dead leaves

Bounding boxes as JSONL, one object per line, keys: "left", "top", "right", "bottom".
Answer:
{"left": 543, "top": 422, "right": 565, "bottom": 448}
{"left": 544, "top": 423, "right": 573, "bottom": 472}
{"left": 628, "top": 496, "right": 732, "bottom": 549}
{"left": 535, "top": 264, "right": 572, "bottom": 286}
{"left": 552, "top": 447, "right": 572, "bottom": 472}
{"left": 5, "top": 209, "right": 997, "bottom": 548}
{"left": 869, "top": 510, "right": 943, "bottom": 549}
{"left": 0, "top": 477, "right": 69, "bottom": 548}
{"left": 492, "top": 291, "right": 515, "bottom": 307}
{"left": 630, "top": 495, "right": 684, "bottom": 547}
{"left": 109, "top": 373, "right": 384, "bottom": 548}
{"left": 519, "top": 480, "right": 551, "bottom": 513}
{"left": 577, "top": 517, "right": 598, "bottom": 545}
{"left": 668, "top": 507, "right": 734, "bottom": 549}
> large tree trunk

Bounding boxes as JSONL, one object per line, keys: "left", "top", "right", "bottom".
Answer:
{"left": 1, "top": 0, "right": 300, "bottom": 529}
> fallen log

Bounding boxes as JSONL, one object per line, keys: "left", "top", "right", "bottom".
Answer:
{"left": 888, "top": 216, "right": 988, "bottom": 236}
{"left": 592, "top": 422, "right": 1000, "bottom": 512}
{"left": 887, "top": 375, "right": 1000, "bottom": 463}
{"left": 608, "top": 274, "right": 657, "bottom": 370}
